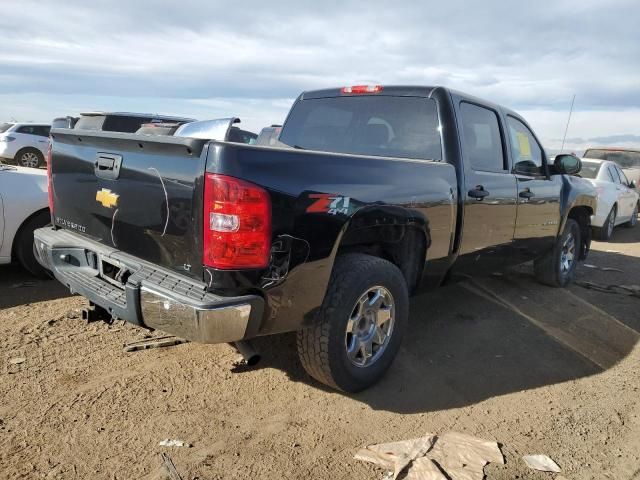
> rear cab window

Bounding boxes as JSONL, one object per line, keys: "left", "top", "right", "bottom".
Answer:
{"left": 75, "top": 115, "right": 106, "bottom": 131}
{"left": 279, "top": 95, "right": 442, "bottom": 161}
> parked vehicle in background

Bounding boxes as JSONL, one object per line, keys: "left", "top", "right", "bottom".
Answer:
{"left": 0, "top": 164, "right": 50, "bottom": 276}
{"left": 136, "top": 118, "right": 258, "bottom": 144}
{"left": 0, "top": 122, "right": 51, "bottom": 167}
{"left": 580, "top": 158, "right": 639, "bottom": 240}
{"left": 35, "top": 85, "right": 597, "bottom": 392}
{"left": 51, "top": 116, "right": 79, "bottom": 129}
{"left": 74, "top": 112, "right": 195, "bottom": 133}
{"left": 136, "top": 122, "right": 184, "bottom": 136}
{"left": 256, "top": 125, "right": 283, "bottom": 146}
{"left": 584, "top": 148, "right": 640, "bottom": 195}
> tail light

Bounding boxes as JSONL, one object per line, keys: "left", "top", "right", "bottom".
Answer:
{"left": 203, "top": 174, "right": 271, "bottom": 269}
{"left": 46, "top": 144, "right": 54, "bottom": 215}
{"left": 341, "top": 85, "right": 383, "bottom": 94}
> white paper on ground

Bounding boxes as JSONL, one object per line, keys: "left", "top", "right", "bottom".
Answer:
{"left": 354, "top": 432, "right": 504, "bottom": 480}
{"left": 522, "top": 454, "right": 561, "bottom": 473}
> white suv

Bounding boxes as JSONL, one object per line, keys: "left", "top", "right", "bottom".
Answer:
{"left": 0, "top": 122, "right": 51, "bottom": 168}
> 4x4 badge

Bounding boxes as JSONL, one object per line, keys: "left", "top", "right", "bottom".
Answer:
{"left": 96, "top": 188, "right": 119, "bottom": 208}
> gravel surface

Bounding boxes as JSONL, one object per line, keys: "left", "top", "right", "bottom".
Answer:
{"left": 1, "top": 227, "right": 639, "bottom": 479}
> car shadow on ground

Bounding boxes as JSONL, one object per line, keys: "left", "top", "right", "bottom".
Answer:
{"left": 246, "top": 246, "right": 640, "bottom": 414}
{"left": 0, "top": 264, "right": 71, "bottom": 310}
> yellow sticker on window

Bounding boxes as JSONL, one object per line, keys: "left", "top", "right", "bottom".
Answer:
{"left": 516, "top": 132, "right": 532, "bottom": 159}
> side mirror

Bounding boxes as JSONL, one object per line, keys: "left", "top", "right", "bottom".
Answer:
{"left": 554, "top": 154, "right": 581, "bottom": 175}
{"left": 630, "top": 180, "right": 637, "bottom": 189}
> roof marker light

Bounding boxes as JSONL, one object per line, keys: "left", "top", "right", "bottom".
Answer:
{"left": 341, "top": 85, "right": 383, "bottom": 94}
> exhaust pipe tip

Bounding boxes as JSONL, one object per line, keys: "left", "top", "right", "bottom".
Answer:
{"left": 234, "top": 340, "right": 261, "bottom": 366}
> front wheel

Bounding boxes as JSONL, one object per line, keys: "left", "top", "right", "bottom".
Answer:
{"left": 534, "top": 218, "right": 581, "bottom": 288}
{"left": 296, "top": 253, "right": 409, "bottom": 392}
{"left": 594, "top": 206, "right": 616, "bottom": 241}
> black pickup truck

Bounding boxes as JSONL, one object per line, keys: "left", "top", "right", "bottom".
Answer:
{"left": 35, "top": 85, "right": 597, "bottom": 392}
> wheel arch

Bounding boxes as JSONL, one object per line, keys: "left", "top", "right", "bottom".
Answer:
{"left": 566, "top": 205, "right": 593, "bottom": 261}
{"left": 14, "top": 146, "right": 44, "bottom": 164}
{"left": 11, "top": 207, "right": 50, "bottom": 259}
{"left": 333, "top": 205, "right": 431, "bottom": 294}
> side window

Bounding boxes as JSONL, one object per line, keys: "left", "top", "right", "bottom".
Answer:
{"left": 17, "top": 125, "right": 36, "bottom": 135}
{"left": 608, "top": 165, "right": 622, "bottom": 184}
{"left": 34, "top": 126, "right": 50, "bottom": 137}
{"left": 459, "top": 102, "right": 505, "bottom": 172}
{"left": 616, "top": 166, "right": 630, "bottom": 185}
{"left": 507, "top": 117, "right": 544, "bottom": 176}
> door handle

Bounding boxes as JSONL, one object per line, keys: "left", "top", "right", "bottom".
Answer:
{"left": 519, "top": 189, "right": 535, "bottom": 199}
{"left": 468, "top": 185, "right": 490, "bottom": 199}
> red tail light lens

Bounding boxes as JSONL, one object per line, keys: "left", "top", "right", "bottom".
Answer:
{"left": 46, "top": 143, "right": 54, "bottom": 214}
{"left": 341, "top": 85, "right": 383, "bottom": 94}
{"left": 203, "top": 174, "right": 271, "bottom": 269}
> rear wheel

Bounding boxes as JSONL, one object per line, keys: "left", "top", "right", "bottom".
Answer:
{"left": 15, "top": 148, "right": 44, "bottom": 168}
{"left": 625, "top": 203, "right": 638, "bottom": 228}
{"left": 534, "top": 218, "right": 581, "bottom": 288}
{"left": 594, "top": 206, "right": 616, "bottom": 241}
{"left": 14, "top": 211, "right": 51, "bottom": 278}
{"left": 296, "top": 253, "right": 408, "bottom": 392}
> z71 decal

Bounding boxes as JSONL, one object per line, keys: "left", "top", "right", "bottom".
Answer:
{"left": 307, "top": 194, "right": 352, "bottom": 215}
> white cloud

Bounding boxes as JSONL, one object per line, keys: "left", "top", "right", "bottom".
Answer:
{"left": 0, "top": 0, "right": 638, "bottom": 144}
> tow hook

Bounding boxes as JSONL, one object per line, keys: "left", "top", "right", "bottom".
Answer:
{"left": 82, "top": 302, "right": 113, "bottom": 324}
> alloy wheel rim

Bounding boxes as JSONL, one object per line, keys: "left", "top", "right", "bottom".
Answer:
{"left": 345, "top": 286, "right": 395, "bottom": 368}
{"left": 560, "top": 232, "right": 575, "bottom": 273}
{"left": 20, "top": 152, "right": 39, "bottom": 168}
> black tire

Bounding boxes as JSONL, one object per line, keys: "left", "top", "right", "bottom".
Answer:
{"left": 534, "top": 218, "right": 581, "bottom": 288}
{"left": 593, "top": 205, "right": 616, "bottom": 241}
{"left": 624, "top": 203, "right": 638, "bottom": 228}
{"left": 15, "top": 148, "right": 44, "bottom": 168}
{"left": 296, "top": 253, "right": 409, "bottom": 392}
{"left": 14, "top": 210, "right": 51, "bottom": 278}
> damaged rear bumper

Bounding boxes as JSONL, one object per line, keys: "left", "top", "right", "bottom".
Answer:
{"left": 33, "top": 227, "right": 264, "bottom": 344}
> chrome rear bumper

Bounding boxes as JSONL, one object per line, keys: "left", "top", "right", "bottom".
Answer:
{"left": 33, "top": 227, "right": 264, "bottom": 344}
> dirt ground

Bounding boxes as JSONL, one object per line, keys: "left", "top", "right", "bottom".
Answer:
{"left": 1, "top": 227, "right": 639, "bottom": 480}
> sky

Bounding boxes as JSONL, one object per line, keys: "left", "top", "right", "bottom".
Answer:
{"left": 1, "top": 0, "right": 639, "bottom": 153}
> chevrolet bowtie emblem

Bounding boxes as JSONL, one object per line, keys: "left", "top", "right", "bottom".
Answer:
{"left": 96, "top": 188, "right": 119, "bottom": 208}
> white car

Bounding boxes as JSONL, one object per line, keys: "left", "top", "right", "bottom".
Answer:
{"left": 580, "top": 158, "right": 639, "bottom": 240}
{"left": 0, "top": 164, "right": 50, "bottom": 276}
{"left": 0, "top": 122, "right": 51, "bottom": 168}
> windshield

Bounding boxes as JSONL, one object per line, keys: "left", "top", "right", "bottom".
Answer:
{"left": 0, "top": 122, "right": 14, "bottom": 133}
{"left": 584, "top": 149, "right": 640, "bottom": 169}
{"left": 279, "top": 96, "right": 442, "bottom": 161}
{"left": 580, "top": 161, "right": 602, "bottom": 179}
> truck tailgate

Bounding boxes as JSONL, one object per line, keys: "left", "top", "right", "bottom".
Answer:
{"left": 49, "top": 129, "right": 209, "bottom": 279}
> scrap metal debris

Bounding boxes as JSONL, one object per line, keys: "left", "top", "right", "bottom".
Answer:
{"left": 522, "top": 454, "right": 561, "bottom": 473}
{"left": 576, "top": 281, "right": 640, "bottom": 298}
{"left": 583, "top": 264, "right": 624, "bottom": 273}
{"left": 159, "top": 439, "right": 192, "bottom": 448}
{"left": 123, "top": 336, "right": 188, "bottom": 352}
{"left": 10, "top": 281, "right": 37, "bottom": 288}
{"left": 354, "top": 432, "right": 504, "bottom": 480}
{"left": 160, "top": 453, "right": 183, "bottom": 480}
